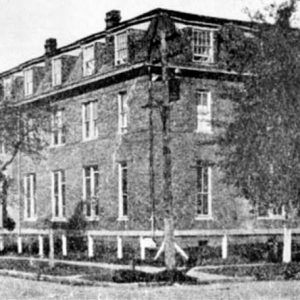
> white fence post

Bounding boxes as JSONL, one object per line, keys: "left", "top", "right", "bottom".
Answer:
{"left": 62, "top": 234, "right": 67, "bottom": 257}
{"left": 283, "top": 227, "right": 292, "bottom": 263}
{"left": 88, "top": 235, "right": 94, "bottom": 258}
{"left": 117, "top": 236, "right": 123, "bottom": 259}
{"left": 49, "top": 229, "right": 55, "bottom": 268}
{"left": 140, "top": 236, "right": 146, "bottom": 260}
{"left": 0, "top": 235, "right": 4, "bottom": 251}
{"left": 38, "top": 235, "right": 44, "bottom": 258}
{"left": 222, "top": 234, "right": 228, "bottom": 260}
{"left": 17, "top": 236, "right": 22, "bottom": 254}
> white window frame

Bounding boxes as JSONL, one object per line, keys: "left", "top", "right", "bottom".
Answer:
{"left": 118, "top": 92, "right": 128, "bottom": 134}
{"left": 82, "top": 101, "right": 98, "bottom": 141}
{"left": 83, "top": 44, "right": 95, "bottom": 76}
{"left": 195, "top": 162, "right": 212, "bottom": 220}
{"left": 52, "top": 58, "right": 62, "bottom": 86}
{"left": 196, "top": 90, "right": 212, "bottom": 134}
{"left": 24, "top": 173, "right": 36, "bottom": 221}
{"left": 83, "top": 165, "right": 99, "bottom": 220}
{"left": 52, "top": 170, "right": 66, "bottom": 221}
{"left": 118, "top": 162, "right": 128, "bottom": 220}
{"left": 24, "top": 69, "right": 33, "bottom": 96}
{"left": 192, "top": 27, "right": 214, "bottom": 63}
{"left": 51, "top": 109, "right": 65, "bottom": 146}
{"left": 115, "top": 31, "right": 128, "bottom": 65}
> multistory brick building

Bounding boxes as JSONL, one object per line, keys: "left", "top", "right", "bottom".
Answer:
{"left": 0, "top": 8, "right": 293, "bottom": 255}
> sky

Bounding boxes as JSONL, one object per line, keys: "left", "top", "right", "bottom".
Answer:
{"left": 0, "top": 0, "right": 295, "bottom": 72}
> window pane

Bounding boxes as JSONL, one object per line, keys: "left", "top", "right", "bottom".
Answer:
{"left": 116, "top": 32, "right": 128, "bottom": 64}
{"left": 123, "top": 195, "right": 128, "bottom": 216}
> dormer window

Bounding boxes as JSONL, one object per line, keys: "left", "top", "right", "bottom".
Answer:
{"left": 83, "top": 44, "right": 95, "bottom": 76}
{"left": 52, "top": 58, "right": 62, "bottom": 86}
{"left": 3, "top": 77, "right": 12, "bottom": 99}
{"left": 115, "top": 32, "right": 128, "bottom": 65}
{"left": 24, "top": 69, "right": 33, "bottom": 96}
{"left": 192, "top": 28, "right": 214, "bottom": 63}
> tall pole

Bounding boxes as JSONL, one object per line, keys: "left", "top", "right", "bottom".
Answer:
{"left": 160, "top": 30, "right": 176, "bottom": 270}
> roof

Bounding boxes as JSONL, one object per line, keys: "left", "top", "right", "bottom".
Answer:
{"left": 0, "top": 7, "right": 255, "bottom": 78}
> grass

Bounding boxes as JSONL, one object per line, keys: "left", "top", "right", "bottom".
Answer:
{"left": 200, "top": 262, "right": 300, "bottom": 281}
{"left": 0, "top": 257, "right": 197, "bottom": 284}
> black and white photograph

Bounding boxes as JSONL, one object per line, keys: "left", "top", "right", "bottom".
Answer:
{"left": 0, "top": 0, "right": 300, "bottom": 299}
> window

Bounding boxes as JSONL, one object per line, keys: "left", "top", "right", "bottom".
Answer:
{"left": 82, "top": 101, "right": 98, "bottom": 140}
{"left": 196, "top": 90, "right": 212, "bottom": 133}
{"left": 83, "top": 166, "right": 99, "bottom": 218}
{"left": 83, "top": 44, "right": 95, "bottom": 76}
{"left": 24, "top": 69, "right": 33, "bottom": 96}
{"left": 192, "top": 28, "right": 214, "bottom": 63}
{"left": 52, "top": 170, "right": 66, "bottom": 220}
{"left": 118, "top": 92, "right": 128, "bottom": 134}
{"left": 51, "top": 109, "right": 65, "bottom": 146}
{"left": 24, "top": 173, "right": 36, "bottom": 220}
{"left": 258, "top": 205, "right": 285, "bottom": 219}
{"left": 118, "top": 162, "right": 128, "bottom": 219}
{"left": 115, "top": 32, "right": 128, "bottom": 65}
{"left": 196, "top": 161, "right": 211, "bottom": 217}
{"left": 52, "top": 58, "right": 62, "bottom": 86}
{"left": 0, "top": 140, "right": 6, "bottom": 154}
{"left": 3, "top": 77, "right": 12, "bottom": 99}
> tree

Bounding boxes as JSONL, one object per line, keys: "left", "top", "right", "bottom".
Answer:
{"left": 219, "top": 0, "right": 300, "bottom": 222}
{"left": 142, "top": 13, "right": 184, "bottom": 270}
{"left": 0, "top": 97, "right": 51, "bottom": 230}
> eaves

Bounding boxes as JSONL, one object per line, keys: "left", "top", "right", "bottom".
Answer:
{"left": 16, "top": 63, "right": 248, "bottom": 107}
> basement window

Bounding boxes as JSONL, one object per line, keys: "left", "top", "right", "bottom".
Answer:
{"left": 258, "top": 205, "right": 286, "bottom": 219}
{"left": 192, "top": 28, "right": 214, "bottom": 63}
{"left": 115, "top": 32, "right": 128, "bottom": 65}
{"left": 83, "top": 44, "right": 95, "bottom": 76}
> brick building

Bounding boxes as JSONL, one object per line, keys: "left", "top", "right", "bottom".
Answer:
{"left": 0, "top": 8, "right": 294, "bottom": 257}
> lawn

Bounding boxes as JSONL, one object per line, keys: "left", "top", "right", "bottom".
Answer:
{"left": 1, "top": 276, "right": 300, "bottom": 300}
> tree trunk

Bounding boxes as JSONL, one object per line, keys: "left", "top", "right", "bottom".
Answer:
{"left": 160, "top": 30, "right": 176, "bottom": 270}
{"left": 0, "top": 173, "right": 9, "bottom": 229}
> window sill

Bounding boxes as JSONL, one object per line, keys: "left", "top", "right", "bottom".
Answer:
{"left": 257, "top": 216, "right": 285, "bottom": 220}
{"left": 51, "top": 217, "right": 67, "bottom": 222}
{"left": 82, "top": 136, "right": 98, "bottom": 143}
{"left": 24, "top": 217, "right": 37, "bottom": 222}
{"left": 195, "top": 215, "right": 213, "bottom": 221}
{"left": 195, "top": 129, "right": 213, "bottom": 134}
{"left": 192, "top": 58, "right": 214, "bottom": 65}
{"left": 117, "top": 216, "right": 129, "bottom": 222}
{"left": 85, "top": 216, "right": 100, "bottom": 222}
{"left": 49, "top": 143, "right": 65, "bottom": 149}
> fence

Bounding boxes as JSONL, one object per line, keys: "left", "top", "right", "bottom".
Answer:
{"left": 0, "top": 227, "right": 297, "bottom": 263}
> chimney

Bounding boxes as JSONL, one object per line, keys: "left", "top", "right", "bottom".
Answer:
{"left": 44, "top": 38, "right": 57, "bottom": 56}
{"left": 105, "top": 10, "right": 121, "bottom": 29}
